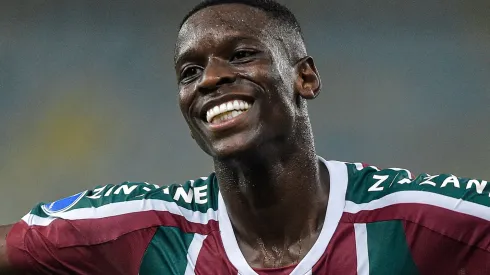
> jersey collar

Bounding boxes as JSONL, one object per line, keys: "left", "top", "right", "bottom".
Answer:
{"left": 218, "top": 158, "right": 349, "bottom": 275}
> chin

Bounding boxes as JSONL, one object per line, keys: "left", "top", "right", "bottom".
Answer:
{"left": 208, "top": 133, "right": 262, "bottom": 160}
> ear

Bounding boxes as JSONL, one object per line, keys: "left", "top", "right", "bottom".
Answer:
{"left": 293, "top": 56, "right": 321, "bottom": 100}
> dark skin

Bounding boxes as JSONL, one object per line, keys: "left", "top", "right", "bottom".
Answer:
{"left": 176, "top": 4, "right": 328, "bottom": 268}
{"left": 0, "top": 3, "right": 328, "bottom": 272}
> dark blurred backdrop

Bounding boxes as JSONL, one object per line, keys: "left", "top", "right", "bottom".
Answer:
{"left": 1, "top": 0, "right": 489, "bottom": 223}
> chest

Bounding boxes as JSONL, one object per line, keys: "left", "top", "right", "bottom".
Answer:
{"left": 137, "top": 221, "right": 418, "bottom": 275}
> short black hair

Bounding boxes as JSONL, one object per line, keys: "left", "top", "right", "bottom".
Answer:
{"left": 179, "top": 0, "right": 303, "bottom": 39}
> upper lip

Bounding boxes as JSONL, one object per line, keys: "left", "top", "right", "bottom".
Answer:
{"left": 198, "top": 93, "right": 255, "bottom": 122}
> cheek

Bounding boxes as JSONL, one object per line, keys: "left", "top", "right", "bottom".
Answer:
{"left": 261, "top": 72, "right": 297, "bottom": 126}
{"left": 177, "top": 95, "right": 197, "bottom": 133}
{"left": 178, "top": 88, "right": 193, "bottom": 114}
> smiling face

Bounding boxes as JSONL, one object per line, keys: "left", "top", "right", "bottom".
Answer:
{"left": 175, "top": 4, "right": 320, "bottom": 159}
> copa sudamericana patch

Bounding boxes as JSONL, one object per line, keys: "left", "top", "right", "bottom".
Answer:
{"left": 41, "top": 191, "right": 87, "bottom": 215}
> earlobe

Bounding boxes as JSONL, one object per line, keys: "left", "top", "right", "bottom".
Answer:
{"left": 294, "top": 56, "right": 321, "bottom": 100}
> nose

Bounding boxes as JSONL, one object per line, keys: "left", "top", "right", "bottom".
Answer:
{"left": 197, "top": 57, "right": 236, "bottom": 94}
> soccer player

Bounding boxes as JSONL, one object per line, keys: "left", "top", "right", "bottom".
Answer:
{"left": 1, "top": 0, "right": 489, "bottom": 274}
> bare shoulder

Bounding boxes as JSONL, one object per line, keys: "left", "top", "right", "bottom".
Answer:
{"left": 0, "top": 225, "right": 14, "bottom": 274}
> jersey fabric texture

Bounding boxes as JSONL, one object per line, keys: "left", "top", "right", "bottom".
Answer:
{"left": 6, "top": 158, "right": 490, "bottom": 275}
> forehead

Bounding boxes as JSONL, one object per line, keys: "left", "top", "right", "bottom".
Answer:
{"left": 175, "top": 4, "right": 275, "bottom": 63}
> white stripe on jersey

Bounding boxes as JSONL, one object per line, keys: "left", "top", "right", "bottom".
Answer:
{"left": 354, "top": 223, "right": 370, "bottom": 275}
{"left": 22, "top": 212, "right": 55, "bottom": 226}
{"left": 184, "top": 233, "right": 208, "bottom": 275}
{"left": 22, "top": 198, "right": 218, "bottom": 227}
{"left": 345, "top": 190, "right": 490, "bottom": 221}
{"left": 354, "top": 163, "right": 364, "bottom": 171}
{"left": 352, "top": 162, "right": 380, "bottom": 171}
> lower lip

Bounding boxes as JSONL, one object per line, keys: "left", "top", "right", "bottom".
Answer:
{"left": 206, "top": 107, "right": 253, "bottom": 132}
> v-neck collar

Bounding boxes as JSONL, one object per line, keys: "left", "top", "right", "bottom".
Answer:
{"left": 217, "top": 158, "right": 349, "bottom": 275}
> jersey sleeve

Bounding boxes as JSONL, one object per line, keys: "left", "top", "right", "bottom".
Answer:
{"left": 7, "top": 224, "right": 156, "bottom": 275}
{"left": 403, "top": 218, "right": 490, "bottom": 274}
{"left": 6, "top": 176, "right": 219, "bottom": 275}
{"left": 6, "top": 182, "right": 162, "bottom": 275}
{"left": 344, "top": 163, "right": 490, "bottom": 272}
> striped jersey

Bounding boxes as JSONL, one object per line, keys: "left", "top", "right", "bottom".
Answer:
{"left": 6, "top": 158, "right": 490, "bottom": 274}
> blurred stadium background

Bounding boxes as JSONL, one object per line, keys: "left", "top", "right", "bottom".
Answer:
{"left": 0, "top": 0, "right": 489, "bottom": 224}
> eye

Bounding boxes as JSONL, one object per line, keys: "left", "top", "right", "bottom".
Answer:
{"left": 180, "top": 66, "right": 203, "bottom": 83}
{"left": 230, "top": 50, "right": 257, "bottom": 63}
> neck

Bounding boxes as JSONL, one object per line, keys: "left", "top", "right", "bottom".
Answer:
{"left": 214, "top": 130, "right": 330, "bottom": 251}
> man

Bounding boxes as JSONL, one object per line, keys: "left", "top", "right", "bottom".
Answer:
{"left": 1, "top": 0, "right": 489, "bottom": 274}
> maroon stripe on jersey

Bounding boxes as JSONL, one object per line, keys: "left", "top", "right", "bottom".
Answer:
{"left": 6, "top": 222, "right": 41, "bottom": 274}
{"left": 342, "top": 203, "right": 490, "bottom": 252}
{"left": 194, "top": 230, "right": 238, "bottom": 274}
{"left": 8, "top": 221, "right": 157, "bottom": 275}
{"left": 312, "top": 222, "right": 357, "bottom": 275}
{"left": 254, "top": 265, "right": 295, "bottom": 275}
{"left": 11, "top": 210, "right": 218, "bottom": 248}
{"left": 403, "top": 220, "right": 490, "bottom": 275}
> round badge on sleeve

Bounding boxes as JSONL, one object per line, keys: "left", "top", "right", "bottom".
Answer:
{"left": 41, "top": 191, "right": 87, "bottom": 215}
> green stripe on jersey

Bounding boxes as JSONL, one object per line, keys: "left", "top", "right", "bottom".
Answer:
{"left": 345, "top": 163, "right": 490, "bottom": 208}
{"left": 366, "top": 221, "right": 418, "bottom": 275}
{"left": 139, "top": 226, "right": 195, "bottom": 275}
{"left": 30, "top": 174, "right": 220, "bottom": 219}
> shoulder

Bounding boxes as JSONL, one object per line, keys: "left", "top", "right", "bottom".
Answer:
{"left": 343, "top": 162, "right": 490, "bottom": 210}
{"left": 342, "top": 161, "right": 490, "bottom": 253}
{"left": 19, "top": 173, "right": 219, "bottom": 247}
{"left": 342, "top": 161, "right": 490, "bottom": 230}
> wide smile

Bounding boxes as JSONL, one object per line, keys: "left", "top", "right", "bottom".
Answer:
{"left": 200, "top": 97, "right": 256, "bottom": 132}
{"left": 206, "top": 99, "right": 251, "bottom": 124}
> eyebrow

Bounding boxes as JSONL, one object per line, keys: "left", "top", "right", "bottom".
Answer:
{"left": 174, "top": 48, "right": 197, "bottom": 68}
{"left": 174, "top": 35, "right": 263, "bottom": 67}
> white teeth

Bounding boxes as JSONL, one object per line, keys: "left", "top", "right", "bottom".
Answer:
{"left": 206, "top": 100, "right": 251, "bottom": 123}
{"left": 219, "top": 104, "right": 226, "bottom": 113}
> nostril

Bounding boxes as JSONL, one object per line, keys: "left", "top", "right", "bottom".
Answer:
{"left": 215, "top": 75, "right": 236, "bottom": 87}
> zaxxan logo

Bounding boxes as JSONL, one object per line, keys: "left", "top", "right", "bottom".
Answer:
{"left": 41, "top": 191, "right": 87, "bottom": 214}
